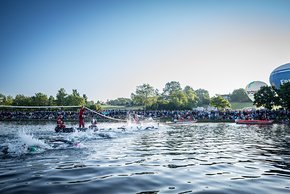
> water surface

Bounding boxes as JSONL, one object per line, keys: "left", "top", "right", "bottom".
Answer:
{"left": 0, "top": 122, "right": 290, "bottom": 194}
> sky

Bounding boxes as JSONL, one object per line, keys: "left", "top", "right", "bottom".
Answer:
{"left": 1, "top": 0, "right": 290, "bottom": 102}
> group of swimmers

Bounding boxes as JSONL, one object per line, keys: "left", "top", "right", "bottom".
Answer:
{"left": 56, "top": 107, "right": 142, "bottom": 130}
{"left": 55, "top": 107, "right": 160, "bottom": 132}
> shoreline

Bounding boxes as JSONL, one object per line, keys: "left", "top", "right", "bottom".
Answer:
{"left": 0, "top": 119, "right": 285, "bottom": 124}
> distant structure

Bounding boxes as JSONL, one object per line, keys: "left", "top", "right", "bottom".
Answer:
{"left": 219, "top": 94, "right": 231, "bottom": 101}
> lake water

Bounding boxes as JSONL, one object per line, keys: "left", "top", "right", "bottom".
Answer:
{"left": 0, "top": 121, "right": 290, "bottom": 194}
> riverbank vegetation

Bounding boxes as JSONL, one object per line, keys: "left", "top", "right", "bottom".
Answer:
{"left": 254, "top": 82, "right": 290, "bottom": 110}
{"left": 2, "top": 80, "right": 288, "bottom": 111}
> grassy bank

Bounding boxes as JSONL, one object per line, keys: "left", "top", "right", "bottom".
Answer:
{"left": 230, "top": 102, "right": 255, "bottom": 110}
{"left": 101, "top": 105, "right": 144, "bottom": 110}
{"left": 101, "top": 102, "right": 255, "bottom": 111}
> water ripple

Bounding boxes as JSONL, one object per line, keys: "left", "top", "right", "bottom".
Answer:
{"left": 1, "top": 122, "right": 290, "bottom": 194}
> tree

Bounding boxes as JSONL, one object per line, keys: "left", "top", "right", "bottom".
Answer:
{"left": 48, "top": 95, "right": 56, "bottom": 106}
{"left": 13, "top": 94, "right": 31, "bottom": 106}
{"left": 0, "top": 93, "right": 5, "bottom": 105}
{"left": 83, "top": 94, "right": 88, "bottom": 104}
{"left": 31, "top": 93, "right": 49, "bottom": 106}
{"left": 154, "top": 96, "right": 169, "bottom": 110}
{"left": 131, "top": 84, "right": 157, "bottom": 107}
{"left": 0, "top": 94, "right": 13, "bottom": 105}
{"left": 5, "top": 95, "right": 13, "bottom": 105}
{"left": 253, "top": 86, "right": 278, "bottom": 110}
{"left": 144, "top": 96, "right": 158, "bottom": 108}
{"left": 168, "top": 90, "right": 188, "bottom": 110}
{"left": 230, "top": 88, "right": 251, "bottom": 102}
{"left": 66, "top": 89, "right": 85, "bottom": 106}
{"left": 95, "top": 103, "right": 102, "bottom": 111}
{"left": 107, "top": 98, "right": 132, "bottom": 106}
{"left": 210, "top": 95, "right": 231, "bottom": 109}
{"left": 56, "top": 88, "right": 67, "bottom": 106}
{"left": 162, "top": 81, "right": 182, "bottom": 97}
{"left": 276, "top": 82, "right": 290, "bottom": 110}
{"left": 86, "top": 101, "right": 102, "bottom": 111}
{"left": 195, "top": 89, "right": 210, "bottom": 107}
{"left": 86, "top": 100, "right": 95, "bottom": 107}
{"left": 183, "top": 86, "right": 198, "bottom": 108}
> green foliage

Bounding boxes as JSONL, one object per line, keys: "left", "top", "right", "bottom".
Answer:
{"left": 251, "top": 83, "right": 290, "bottom": 111}
{"left": 55, "top": 89, "right": 86, "bottom": 106}
{"left": 210, "top": 95, "right": 231, "bottom": 109}
{"left": 1, "top": 88, "right": 88, "bottom": 107}
{"left": 168, "top": 90, "right": 188, "bottom": 110}
{"left": 4, "top": 82, "right": 289, "bottom": 112}
{"left": 95, "top": 104, "right": 103, "bottom": 111}
{"left": 48, "top": 96, "right": 56, "bottom": 106}
{"left": 195, "top": 89, "right": 210, "bottom": 107}
{"left": 230, "top": 102, "right": 255, "bottom": 110}
{"left": 56, "top": 88, "right": 67, "bottom": 106}
{"left": 83, "top": 94, "right": 88, "bottom": 104}
{"left": 131, "top": 82, "right": 205, "bottom": 110}
{"left": 230, "top": 88, "right": 251, "bottom": 102}
{"left": 0, "top": 93, "right": 5, "bottom": 105}
{"left": 66, "top": 89, "right": 85, "bottom": 106}
{"left": 0, "top": 94, "right": 13, "bottom": 105}
{"left": 131, "top": 84, "right": 157, "bottom": 108}
{"left": 183, "top": 86, "right": 198, "bottom": 108}
{"left": 88, "top": 104, "right": 102, "bottom": 111}
{"left": 86, "top": 100, "right": 95, "bottom": 107}
{"left": 276, "top": 82, "right": 290, "bottom": 110}
{"left": 155, "top": 81, "right": 195, "bottom": 110}
{"left": 162, "top": 81, "right": 182, "bottom": 97}
{"left": 144, "top": 96, "right": 158, "bottom": 108}
{"left": 152, "top": 97, "right": 169, "bottom": 110}
{"left": 13, "top": 94, "right": 31, "bottom": 106}
{"left": 31, "top": 93, "right": 48, "bottom": 106}
{"left": 253, "top": 86, "right": 278, "bottom": 110}
{"left": 4, "top": 96, "right": 14, "bottom": 105}
{"left": 107, "top": 98, "right": 132, "bottom": 106}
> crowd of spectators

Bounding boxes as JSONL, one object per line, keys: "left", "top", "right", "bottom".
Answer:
{"left": 0, "top": 108, "right": 289, "bottom": 123}
{"left": 0, "top": 109, "right": 128, "bottom": 121}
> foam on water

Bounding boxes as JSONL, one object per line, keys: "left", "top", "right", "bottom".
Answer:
{"left": 65, "top": 121, "right": 161, "bottom": 143}
{"left": 1, "top": 130, "right": 51, "bottom": 156}
{"left": 18, "top": 130, "right": 49, "bottom": 148}
{"left": 1, "top": 127, "right": 93, "bottom": 157}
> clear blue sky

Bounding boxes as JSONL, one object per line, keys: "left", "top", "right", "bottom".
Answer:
{"left": 1, "top": 0, "right": 290, "bottom": 101}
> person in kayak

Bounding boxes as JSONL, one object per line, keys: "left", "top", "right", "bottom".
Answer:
{"left": 56, "top": 115, "right": 66, "bottom": 129}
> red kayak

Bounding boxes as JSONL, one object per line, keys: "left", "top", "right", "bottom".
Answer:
{"left": 235, "top": 120, "right": 274, "bottom": 125}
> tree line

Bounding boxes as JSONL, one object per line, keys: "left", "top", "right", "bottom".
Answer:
{"left": 0, "top": 88, "right": 101, "bottom": 110}
{"left": 108, "top": 81, "right": 252, "bottom": 110}
{"left": 0, "top": 81, "right": 255, "bottom": 110}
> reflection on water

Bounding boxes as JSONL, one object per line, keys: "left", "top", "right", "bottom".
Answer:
{"left": 0, "top": 122, "right": 290, "bottom": 194}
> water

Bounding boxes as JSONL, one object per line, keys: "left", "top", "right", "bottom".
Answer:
{"left": 1, "top": 122, "right": 290, "bottom": 194}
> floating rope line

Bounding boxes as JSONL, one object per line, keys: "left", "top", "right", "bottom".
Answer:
{"left": 0, "top": 105, "right": 80, "bottom": 109}
{"left": 85, "top": 107, "right": 127, "bottom": 122}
